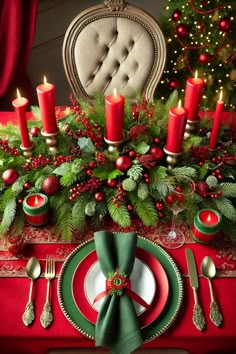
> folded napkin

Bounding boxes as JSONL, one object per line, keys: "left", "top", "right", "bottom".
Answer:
{"left": 94, "top": 231, "right": 143, "bottom": 354}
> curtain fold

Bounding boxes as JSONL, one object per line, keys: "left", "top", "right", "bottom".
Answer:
{"left": 0, "top": 0, "right": 38, "bottom": 110}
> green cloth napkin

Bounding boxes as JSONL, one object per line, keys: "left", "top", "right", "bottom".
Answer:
{"left": 94, "top": 231, "right": 143, "bottom": 354}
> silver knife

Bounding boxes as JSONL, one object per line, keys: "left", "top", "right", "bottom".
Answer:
{"left": 185, "top": 248, "right": 206, "bottom": 331}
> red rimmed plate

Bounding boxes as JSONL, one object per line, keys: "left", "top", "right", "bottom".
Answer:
{"left": 72, "top": 246, "right": 169, "bottom": 328}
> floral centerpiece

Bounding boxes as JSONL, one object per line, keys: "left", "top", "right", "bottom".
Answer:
{"left": 0, "top": 91, "right": 236, "bottom": 244}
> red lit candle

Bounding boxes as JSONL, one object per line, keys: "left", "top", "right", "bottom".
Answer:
{"left": 166, "top": 100, "right": 188, "bottom": 153}
{"left": 191, "top": 209, "right": 222, "bottom": 244}
{"left": 12, "top": 89, "right": 31, "bottom": 148}
{"left": 23, "top": 193, "right": 50, "bottom": 227}
{"left": 105, "top": 89, "right": 124, "bottom": 142}
{"left": 36, "top": 76, "right": 58, "bottom": 134}
{"left": 209, "top": 89, "right": 224, "bottom": 150}
{"left": 184, "top": 71, "right": 204, "bottom": 121}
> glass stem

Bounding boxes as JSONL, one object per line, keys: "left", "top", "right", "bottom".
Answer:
{"left": 170, "top": 212, "right": 178, "bottom": 238}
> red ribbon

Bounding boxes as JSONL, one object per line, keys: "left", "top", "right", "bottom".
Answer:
{"left": 93, "top": 278, "right": 150, "bottom": 310}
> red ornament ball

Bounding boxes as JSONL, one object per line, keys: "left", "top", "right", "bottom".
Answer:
{"left": 177, "top": 23, "right": 189, "bottom": 37}
{"left": 95, "top": 192, "right": 104, "bottom": 202}
{"left": 30, "top": 126, "right": 41, "bottom": 137}
{"left": 218, "top": 17, "right": 233, "bottom": 33}
{"left": 115, "top": 156, "right": 132, "bottom": 171}
{"left": 2, "top": 169, "right": 19, "bottom": 185}
{"left": 155, "top": 201, "right": 164, "bottom": 211}
{"left": 42, "top": 175, "right": 61, "bottom": 195}
{"left": 166, "top": 194, "right": 175, "bottom": 204}
{"left": 107, "top": 179, "right": 117, "bottom": 187}
{"left": 169, "top": 78, "right": 180, "bottom": 90}
{"left": 172, "top": 9, "right": 182, "bottom": 22}
{"left": 198, "top": 52, "right": 212, "bottom": 65}
{"left": 149, "top": 147, "right": 164, "bottom": 161}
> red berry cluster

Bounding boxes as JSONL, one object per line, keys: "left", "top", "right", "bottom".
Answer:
{"left": 112, "top": 182, "right": 126, "bottom": 207}
{"left": 69, "top": 176, "right": 102, "bottom": 201}
{"left": 0, "top": 139, "right": 19, "bottom": 156}
{"left": 24, "top": 155, "right": 51, "bottom": 170}
{"left": 211, "top": 168, "right": 223, "bottom": 181}
{"left": 132, "top": 98, "right": 154, "bottom": 120}
{"left": 190, "top": 145, "right": 208, "bottom": 163}
{"left": 82, "top": 161, "right": 97, "bottom": 176}
{"left": 53, "top": 154, "right": 75, "bottom": 167}
{"left": 95, "top": 151, "right": 108, "bottom": 165}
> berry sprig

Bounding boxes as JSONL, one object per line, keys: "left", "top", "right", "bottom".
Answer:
{"left": 0, "top": 139, "right": 19, "bottom": 156}
{"left": 24, "top": 155, "right": 51, "bottom": 171}
{"left": 69, "top": 176, "right": 102, "bottom": 201}
{"left": 112, "top": 182, "right": 126, "bottom": 207}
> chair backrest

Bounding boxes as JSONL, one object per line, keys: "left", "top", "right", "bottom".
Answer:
{"left": 62, "top": 0, "right": 166, "bottom": 102}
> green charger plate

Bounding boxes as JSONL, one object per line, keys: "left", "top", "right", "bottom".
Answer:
{"left": 58, "top": 236, "right": 183, "bottom": 342}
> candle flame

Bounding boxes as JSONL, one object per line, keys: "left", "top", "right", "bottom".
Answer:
{"left": 16, "top": 89, "right": 21, "bottom": 99}
{"left": 194, "top": 70, "right": 198, "bottom": 79}
{"left": 44, "top": 76, "right": 47, "bottom": 84}
{"left": 177, "top": 99, "right": 182, "bottom": 109}
{"left": 219, "top": 89, "right": 223, "bottom": 101}
{"left": 113, "top": 88, "right": 117, "bottom": 96}
{"left": 35, "top": 195, "right": 39, "bottom": 205}
{"left": 206, "top": 213, "right": 211, "bottom": 223}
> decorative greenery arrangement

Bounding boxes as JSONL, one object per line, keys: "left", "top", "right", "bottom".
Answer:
{"left": 0, "top": 91, "right": 236, "bottom": 242}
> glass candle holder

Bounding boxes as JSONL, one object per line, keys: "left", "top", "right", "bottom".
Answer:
{"left": 23, "top": 193, "right": 50, "bottom": 227}
{"left": 191, "top": 209, "right": 222, "bottom": 244}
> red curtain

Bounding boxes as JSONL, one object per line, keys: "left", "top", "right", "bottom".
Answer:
{"left": 0, "top": 0, "right": 38, "bottom": 111}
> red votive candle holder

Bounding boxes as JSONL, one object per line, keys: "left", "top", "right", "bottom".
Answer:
{"left": 23, "top": 193, "right": 50, "bottom": 227}
{"left": 191, "top": 209, "right": 222, "bottom": 244}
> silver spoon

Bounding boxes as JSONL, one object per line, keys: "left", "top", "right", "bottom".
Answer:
{"left": 22, "top": 257, "right": 41, "bottom": 326}
{"left": 201, "top": 256, "right": 223, "bottom": 327}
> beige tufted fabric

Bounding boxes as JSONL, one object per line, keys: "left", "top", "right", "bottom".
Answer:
{"left": 62, "top": 0, "right": 166, "bottom": 102}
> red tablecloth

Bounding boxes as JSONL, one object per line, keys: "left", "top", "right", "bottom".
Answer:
{"left": 0, "top": 110, "right": 236, "bottom": 354}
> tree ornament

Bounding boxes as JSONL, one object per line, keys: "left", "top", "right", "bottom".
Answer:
{"left": 169, "top": 78, "right": 180, "bottom": 90}
{"left": 149, "top": 146, "right": 164, "bottom": 161}
{"left": 177, "top": 23, "right": 189, "bottom": 37}
{"left": 107, "top": 179, "right": 117, "bottom": 187}
{"left": 198, "top": 22, "right": 205, "bottom": 33}
{"left": 198, "top": 52, "right": 213, "bottom": 65}
{"left": 2, "top": 169, "right": 19, "bottom": 185}
{"left": 94, "top": 191, "right": 104, "bottom": 202}
{"left": 172, "top": 9, "right": 182, "bottom": 22}
{"left": 218, "top": 17, "right": 233, "bottom": 33}
{"left": 42, "top": 175, "right": 61, "bottom": 195}
{"left": 30, "top": 126, "right": 41, "bottom": 137}
{"left": 127, "top": 204, "right": 133, "bottom": 211}
{"left": 115, "top": 156, "right": 132, "bottom": 171}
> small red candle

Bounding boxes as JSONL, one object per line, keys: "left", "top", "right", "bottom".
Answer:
{"left": 105, "top": 88, "right": 124, "bottom": 142}
{"left": 184, "top": 71, "right": 204, "bottom": 121}
{"left": 199, "top": 210, "right": 219, "bottom": 225}
{"left": 23, "top": 193, "right": 50, "bottom": 227}
{"left": 36, "top": 76, "right": 57, "bottom": 134}
{"left": 27, "top": 194, "right": 45, "bottom": 208}
{"left": 209, "top": 89, "right": 224, "bottom": 150}
{"left": 191, "top": 209, "right": 222, "bottom": 244}
{"left": 12, "top": 89, "right": 31, "bottom": 148}
{"left": 166, "top": 100, "right": 188, "bottom": 153}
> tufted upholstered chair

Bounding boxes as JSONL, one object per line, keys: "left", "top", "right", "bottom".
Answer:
{"left": 62, "top": 0, "right": 166, "bottom": 102}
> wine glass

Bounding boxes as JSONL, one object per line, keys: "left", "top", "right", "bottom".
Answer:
{"left": 158, "top": 175, "right": 195, "bottom": 249}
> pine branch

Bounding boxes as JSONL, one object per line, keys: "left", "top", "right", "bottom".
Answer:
{"left": 53, "top": 201, "right": 74, "bottom": 241}
{"left": 0, "top": 198, "right": 17, "bottom": 237}
{"left": 127, "top": 192, "right": 158, "bottom": 226}
{"left": 106, "top": 191, "right": 131, "bottom": 227}
{"left": 219, "top": 183, "right": 236, "bottom": 198}
{"left": 214, "top": 197, "right": 236, "bottom": 222}
{"left": 72, "top": 195, "right": 91, "bottom": 231}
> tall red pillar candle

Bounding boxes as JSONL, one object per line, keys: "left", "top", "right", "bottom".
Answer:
{"left": 36, "top": 76, "right": 57, "bottom": 133}
{"left": 209, "top": 90, "right": 224, "bottom": 150}
{"left": 166, "top": 100, "right": 188, "bottom": 153}
{"left": 184, "top": 71, "right": 204, "bottom": 121}
{"left": 105, "top": 89, "right": 125, "bottom": 142}
{"left": 12, "top": 89, "right": 31, "bottom": 148}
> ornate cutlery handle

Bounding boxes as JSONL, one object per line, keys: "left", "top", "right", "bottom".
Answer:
{"left": 210, "top": 300, "right": 223, "bottom": 327}
{"left": 22, "top": 301, "right": 35, "bottom": 326}
{"left": 40, "top": 302, "right": 53, "bottom": 328}
{"left": 22, "top": 279, "right": 35, "bottom": 326}
{"left": 193, "top": 288, "right": 206, "bottom": 331}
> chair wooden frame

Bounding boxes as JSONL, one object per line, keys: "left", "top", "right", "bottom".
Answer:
{"left": 62, "top": 0, "right": 166, "bottom": 101}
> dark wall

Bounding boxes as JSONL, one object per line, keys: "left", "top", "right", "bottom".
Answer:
{"left": 28, "top": 0, "right": 166, "bottom": 106}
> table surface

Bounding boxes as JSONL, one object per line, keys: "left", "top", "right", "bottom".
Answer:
{"left": 0, "top": 110, "right": 236, "bottom": 354}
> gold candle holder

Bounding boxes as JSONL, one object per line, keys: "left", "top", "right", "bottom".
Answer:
{"left": 20, "top": 143, "right": 35, "bottom": 158}
{"left": 163, "top": 146, "right": 183, "bottom": 169}
{"left": 184, "top": 117, "right": 200, "bottom": 140}
{"left": 41, "top": 128, "right": 60, "bottom": 155}
{"left": 104, "top": 136, "right": 126, "bottom": 153}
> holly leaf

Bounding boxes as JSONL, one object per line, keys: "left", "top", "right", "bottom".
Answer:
{"left": 93, "top": 164, "right": 123, "bottom": 180}
{"left": 78, "top": 137, "right": 96, "bottom": 153}
{"left": 53, "top": 163, "right": 70, "bottom": 176}
{"left": 135, "top": 141, "right": 150, "bottom": 154}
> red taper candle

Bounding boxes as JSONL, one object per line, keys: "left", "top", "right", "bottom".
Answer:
{"left": 166, "top": 100, "right": 188, "bottom": 153}
{"left": 36, "top": 76, "right": 57, "bottom": 134}
{"left": 12, "top": 89, "right": 31, "bottom": 148}
{"left": 209, "top": 90, "right": 224, "bottom": 150}
{"left": 184, "top": 71, "right": 204, "bottom": 121}
{"left": 105, "top": 89, "right": 124, "bottom": 142}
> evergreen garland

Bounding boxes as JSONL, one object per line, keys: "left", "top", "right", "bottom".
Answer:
{"left": 0, "top": 91, "right": 236, "bottom": 241}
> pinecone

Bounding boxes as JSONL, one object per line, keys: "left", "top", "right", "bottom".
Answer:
{"left": 85, "top": 201, "right": 96, "bottom": 216}
{"left": 137, "top": 182, "right": 149, "bottom": 200}
{"left": 122, "top": 178, "right": 137, "bottom": 191}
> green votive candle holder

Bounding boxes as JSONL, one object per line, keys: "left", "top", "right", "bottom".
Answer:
{"left": 191, "top": 209, "right": 222, "bottom": 244}
{"left": 23, "top": 193, "right": 50, "bottom": 227}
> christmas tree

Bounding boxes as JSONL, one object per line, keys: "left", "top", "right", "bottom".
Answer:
{"left": 157, "top": 0, "right": 236, "bottom": 111}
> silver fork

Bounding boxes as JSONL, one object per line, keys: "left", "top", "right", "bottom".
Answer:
{"left": 40, "top": 255, "right": 56, "bottom": 328}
